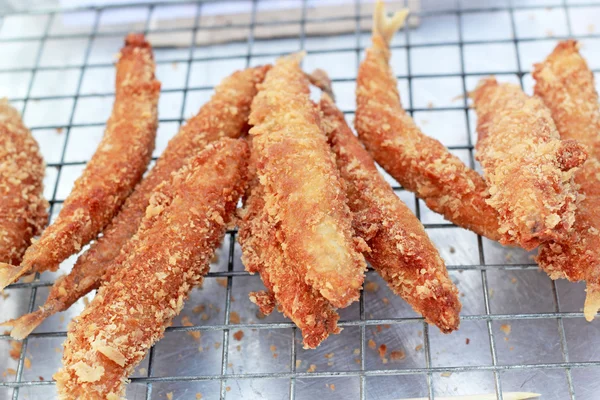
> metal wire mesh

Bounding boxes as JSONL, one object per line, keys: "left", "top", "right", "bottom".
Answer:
{"left": 1, "top": 0, "right": 600, "bottom": 399}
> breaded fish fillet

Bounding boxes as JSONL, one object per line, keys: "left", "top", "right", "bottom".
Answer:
{"left": 239, "top": 144, "right": 341, "bottom": 349}
{"left": 54, "top": 138, "right": 249, "bottom": 399}
{"left": 0, "top": 33, "right": 160, "bottom": 290}
{"left": 0, "top": 99, "right": 48, "bottom": 266}
{"left": 320, "top": 93, "right": 460, "bottom": 333}
{"left": 471, "top": 77, "right": 586, "bottom": 250}
{"left": 533, "top": 40, "right": 600, "bottom": 320}
{"left": 249, "top": 53, "right": 366, "bottom": 308}
{"left": 1, "top": 66, "right": 269, "bottom": 339}
{"left": 355, "top": 1, "right": 503, "bottom": 242}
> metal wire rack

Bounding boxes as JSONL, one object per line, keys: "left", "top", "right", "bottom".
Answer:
{"left": 1, "top": 0, "right": 600, "bottom": 399}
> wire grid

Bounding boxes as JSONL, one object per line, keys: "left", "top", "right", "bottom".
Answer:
{"left": 0, "top": 0, "right": 600, "bottom": 399}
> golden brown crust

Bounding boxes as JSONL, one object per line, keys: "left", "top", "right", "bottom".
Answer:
{"left": 471, "top": 77, "right": 586, "bottom": 250}
{"left": 249, "top": 54, "right": 366, "bottom": 308}
{"left": 0, "top": 66, "right": 269, "bottom": 339}
{"left": 0, "top": 100, "right": 48, "bottom": 266}
{"left": 54, "top": 138, "right": 249, "bottom": 399}
{"left": 355, "top": 32, "right": 503, "bottom": 243}
{"left": 533, "top": 40, "right": 600, "bottom": 320}
{"left": 320, "top": 94, "right": 460, "bottom": 333}
{"left": 533, "top": 40, "right": 600, "bottom": 160}
{"left": 0, "top": 34, "right": 160, "bottom": 290}
{"left": 239, "top": 145, "right": 340, "bottom": 349}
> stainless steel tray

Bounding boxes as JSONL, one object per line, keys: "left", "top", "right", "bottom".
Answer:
{"left": 1, "top": 1, "right": 600, "bottom": 399}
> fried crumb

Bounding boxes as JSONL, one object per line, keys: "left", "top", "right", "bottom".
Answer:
{"left": 509, "top": 346, "right": 515, "bottom": 351}
{"left": 354, "top": 357, "right": 361, "bottom": 364}
{"left": 216, "top": 277, "right": 228, "bottom": 288}
{"left": 324, "top": 352, "right": 334, "bottom": 359}
{"left": 230, "top": 311, "right": 241, "bottom": 324}
{"left": 368, "top": 339, "right": 376, "bottom": 349}
{"left": 3, "top": 368, "right": 16, "bottom": 377}
{"left": 59, "top": 315, "right": 65, "bottom": 323}
{"left": 214, "top": 342, "right": 221, "bottom": 349}
{"left": 39, "top": 376, "right": 44, "bottom": 381}
{"left": 390, "top": 350, "right": 405, "bottom": 361}
{"left": 365, "top": 281, "right": 379, "bottom": 293}
{"left": 56, "top": 127, "right": 64, "bottom": 134}
{"left": 233, "top": 330, "right": 244, "bottom": 341}
{"left": 546, "top": 30, "right": 554, "bottom": 37}
{"left": 378, "top": 344, "right": 387, "bottom": 359}
{"left": 417, "top": 330, "right": 422, "bottom": 337}
{"left": 236, "top": 345, "right": 241, "bottom": 352}
{"left": 270, "top": 344, "right": 277, "bottom": 353}
{"left": 9, "top": 341, "right": 22, "bottom": 360}
{"left": 296, "top": 360, "right": 302, "bottom": 369}
{"left": 55, "top": 347, "right": 61, "bottom": 353}
{"left": 307, "top": 364, "right": 317, "bottom": 373}
{"left": 330, "top": 384, "right": 335, "bottom": 391}
{"left": 24, "top": 357, "right": 31, "bottom": 369}
{"left": 227, "top": 363, "right": 233, "bottom": 368}
{"left": 382, "top": 297, "right": 389, "bottom": 305}
{"left": 138, "top": 368, "right": 147, "bottom": 376}
{"left": 415, "top": 344, "right": 423, "bottom": 352}
{"left": 196, "top": 393, "right": 202, "bottom": 399}
{"left": 193, "top": 304, "right": 205, "bottom": 314}
{"left": 171, "top": 62, "right": 178, "bottom": 70}
{"left": 500, "top": 324, "right": 511, "bottom": 335}
{"left": 1, "top": 292, "right": 9, "bottom": 300}
{"left": 449, "top": 246, "right": 456, "bottom": 254}
{"left": 465, "top": 338, "right": 470, "bottom": 345}
{"left": 353, "top": 348, "right": 360, "bottom": 355}
{"left": 226, "top": 386, "right": 231, "bottom": 392}
{"left": 383, "top": 324, "right": 391, "bottom": 329}
{"left": 588, "top": 24, "right": 595, "bottom": 33}
{"left": 21, "top": 274, "right": 35, "bottom": 283}
{"left": 427, "top": 101, "right": 434, "bottom": 109}
{"left": 83, "top": 297, "right": 90, "bottom": 307}
{"left": 510, "top": 277, "right": 518, "bottom": 284}
{"left": 166, "top": 392, "right": 173, "bottom": 400}
{"left": 441, "top": 371, "right": 452, "bottom": 377}
{"left": 201, "top": 313, "right": 209, "bottom": 321}
{"left": 504, "top": 337, "right": 509, "bottom": 342}
{"left": 182, "top": 315, "right": 201, "bottom": 341}
{"left": 198, "top": 346, "right": 203, "bottom": 352}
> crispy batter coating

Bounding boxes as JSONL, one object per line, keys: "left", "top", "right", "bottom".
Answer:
{"left": 249, "top": 53, "right": 366, "bottom": 308}
{"left": 0, "top": 66, "right": 269, "bottom": 340}
{"left": 355, "top": 1, "right": 503, "bottom": 242}
{"left": 320, "top": 93, "right": 461, "bottom": 333}
{"left": 239, "top": 145, "right": 341, "bottom": 349}
{"left": 533, "top": 40, "right": 600, "bottom": 160}
{"left": 533, "top": 40, "right": 600, "bottom": 320}
{"left": 0, "top": 34, "right": 160, "bottom": 290}
{"left": 0, "top": 100, "right": 48, "bottom": 266}
{"left": 54, "top": 138, "right": 249, "bottom": 399}
{"left": 471, "top": 77, "right": 586, "bottom": 250}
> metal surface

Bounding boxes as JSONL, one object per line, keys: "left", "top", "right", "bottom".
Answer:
{"left": 1, "top": 0, "right": 600, "bottom": 399}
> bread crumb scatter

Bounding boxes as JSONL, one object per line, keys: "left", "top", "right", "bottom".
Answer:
{"left": 307, "top": 364, "right": 317, "bottom": 373}
{"left": 196, "top": 393, "right": 202, "bottom": 399}
{"left": 166, "top": 392, "right": 173, "bottom": 400}
{"left": 233, "top": 330, "right": 244, "bottom": 341}
{"left": 441, "top": 372, "right": 452, "bottom": 377}
{"left": 9, "top": 341, "right": 22, "bottom": 360}
{"left": 296, "top": 360, "right": 302, "bottom": 369}
{"left": 465, "top": 338, "right": 470, "bottom": 345}
{"left": 24, "top": 357, "right": 31, "bottom": 369}
{"left": 415, "top": 344, "right": 423, "bottom": 352}
{"left": 365, "top": 281, "right": 379, "bottom": 293}
{"left": 390, "top": 350, "right": 405, "bottom": 362}
{"left": 230, "top": 311, "right": 241, "bottom": 324}
{"left": 216, "top": 277, "right": 228, "bottom": 288}
{"left": 500, "top": 324, "right": 511, "bottom": 335}
{"left": 324, "top": 352, "right": 334, "bottom": 359}
{"left": 368, "top": 339, "right": 376, "bottom": 349}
